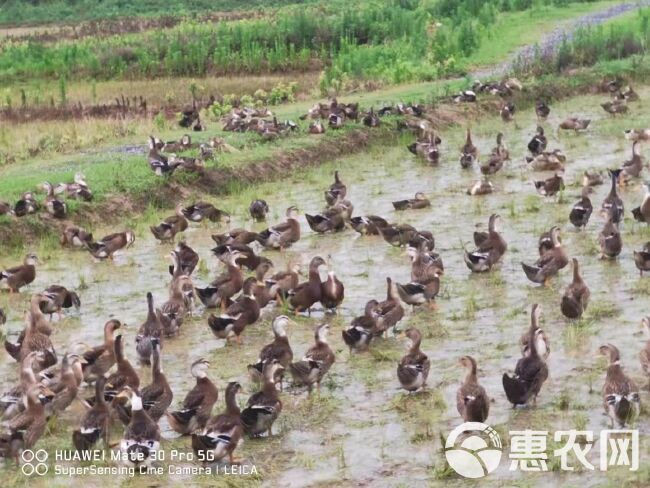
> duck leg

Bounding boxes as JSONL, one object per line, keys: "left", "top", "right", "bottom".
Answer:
{"left": 229, "top": 452, "right": 242, "bottom": 464}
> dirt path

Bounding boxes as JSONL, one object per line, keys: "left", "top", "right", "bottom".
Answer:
{"left": 472, "top": 1, "right": 650, "bottom": 79}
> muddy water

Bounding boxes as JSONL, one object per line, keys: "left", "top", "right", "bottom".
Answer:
{"left": 1, "top": 90, "right": 650, "bottom": 487}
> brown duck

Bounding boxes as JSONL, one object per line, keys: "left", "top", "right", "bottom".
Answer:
{"left": 289, "top": 323, "right": 335, "bottom": 393}
{"left": 464, "top": 214, "right": 507, "bottom": 272}
{"left": 255, "top": 206, "right": 301, "bottom": 250}
{"left": 599, "top": 344, "right": 640, "bottom": 427}
{"left": 150, "top": 204, "right": 188, "bottom": 242}
{"left": 72, "top": 376, "right": 111, "bottom": 452}
{"left": 561, "top": 258, "right": 590, "bottom": 319}
{"left": 373, "top": 277, "right": 404, "bottom": 337}
{"left": 456, "top": 356, "right": 489, "bottom": 422}
{"left": 167, "top": 358, "right": 219, "bottom": 435}
{"left": 207, "top": 277, "right": 261, "bottom": 344}
{"left": 241, "top": 360, "right": 284, "bottom": 436}
{"left": 81, "top": 319, "right": 122, "bottom": 382}
{"left": 0, "top": 254, "right": 38, "bottom": 293}
{"left": 521, "top": 227, "right": 568, "bottom": 285}
{"left": 60, "top": 225, "right": 93, "bottom": 248}
{"left": 248, "top": 315, "right": 294, "bottom": 385}
{"left": 288, "top": 256, "right": 326, "bottom": 314}
{"left": 397, "top": 328, "right": 430, "bottom": 392}
{"left": 85, "top": 231, "right": 135, "bottom": 260}
{"left": 196, "top": 251, "right": 244, "bottom": 309}
{"left": 191, "top": 381, "right": 243, "bottom": 463}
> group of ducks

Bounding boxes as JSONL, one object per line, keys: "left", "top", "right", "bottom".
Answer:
{"left": 0, "top": 173, "right": 92, "bottom": 220}
{"left": 1, "top": 78, "right": 650, "bottom": 469}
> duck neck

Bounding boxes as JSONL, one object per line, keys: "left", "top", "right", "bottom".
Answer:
{"left": 465, "top": 363, "right": 478, "bottom": 384}
{"left": 225, "top": 387, "right": 240, "bottom": 416}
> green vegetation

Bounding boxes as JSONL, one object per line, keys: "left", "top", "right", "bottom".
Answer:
{"left": 515, "top": 7, "right": 650, "bottom": 75}
{"left": 0, "top": 0, "right": 610, "bottom": 92}
{"left": 0, "top": 0, "right": 313, "bottom": 26}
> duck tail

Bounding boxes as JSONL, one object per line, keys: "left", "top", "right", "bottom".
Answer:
{"left": 502, "top": 373, "right": 529, "bottom": 406}
{"left": 521, "top": 262, "right": 543, "bottom": 283}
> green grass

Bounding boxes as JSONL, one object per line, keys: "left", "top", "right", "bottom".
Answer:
{"left": 0, "top": 0, "right": 313, "bottom": 26}
{"left": 464, "top": 0, "right": 623, "bottom": 69}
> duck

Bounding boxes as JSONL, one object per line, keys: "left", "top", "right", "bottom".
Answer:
{"left": 456, "top": 356, "right": 489, "bottom": 422}
{"left": 118, "top": 387, "right": 161, "bottom": 466}
{"left": 167, "top": 358, "right": 219, "bottom": 435}
{"left": 535, "top": 101, "right": 550, "bottom": 119}
{"left": 377, "top": 223, "right": 416, "bottom": 247}
{"left": 72, "top": 375, "right": 111, "bottom": 452}
{"left": 60, "top": 225, "right": 93, "bottom": 248}
{"left": 148, "top": 136, "right": 181, "bottom": 176}
{"left": 168, "top": 242, "right": 199, "bottom": 277}
{"left": 569, "top": 186, "right": 593, "bottom": 230}
{"left": 396, "top": 268, "right": 443, "bottom": 309}
{"left": 500, "top": 101, "right": 515, "bottom": 122}
{"left": 13, "top": 192, "right": 39, "bottom": 217}
{"left": 39, "top": 181, "right": 66, "bottom": 219}
{"left": 288, "top": 256, "right": 326, "bottom": 315}
{"left": 191, "top": 381, "right": 243, "bottom": 464}
{"left": 135, "top": 292, "right": 163, "bottom": 365}
{"left": 321, "top": 270, "right": 344, "bottom": 310}
{"left": 0, "top": 351, "right": 45, "bottom": 421}
{"left": 17, "top": 297, "right": 57, "bottom": 371}
{"left": 527, "top": 149, "right": 566, "bottom": 171}
{"left": 159, "top": 276, "right": 192, "bottom": 337}
{"left": 397, "top": 328, "right": 430, "bottom": 392}
{"left": 45, "top": 353, "right": 80, "bottom": 415}
{"left": 265, "top": 263, "right": 300, "bottom": 303}
{"left": 598, "top": 212, "right": 622, "bottom": 259}
{"left": 640, "top": 318, "right": 650, "bottom": 390}
{"left": 601, "top": 99, "right": 628, "bottom": 115}
{"left": 241, "top": 360, "right": 284, "bottom": 436}
{"left": 38, "top": 350, "right": 83, "bottom": 390}
{"left": 633, "top": 242, "right": 650, "bottom": 275}
{"left": 519, "top": 303, "right": 550, "bottom": 360}
{"left": 583, "top": 170, "right": 604, "bottom": 187}
{"left": 408, "top": 242, "right": 444, "bottom": 280}
{"left": 0, "top": 385, "right": 51, "bottom": 461}
{"left": 137, "top": 338, "right": 173, "bottom": 422}
{"left": 481, "top": 134, "right": 509, "bottom": 175}
{"left": 521, "top": 227, "right": 568, "bottom": 286}
{"left": 80, "top": 319, "right": 122, "bottom": 382}
{"left": 0, "top": 253, "right": 38, "bottom": 293}
{"left": 249, "top": 199, "right": 269, "bottom": 221}
{"left": 362, "top": 108, "right": 380, "bottom": 127}
{"left": 289, "top": 323, "right": 335, "bottom": 393}
{"left": 463, "top": 214, "right": 507, "bottom": 272}
{"left": 342, "top": 300, "right": 379, "bottom": 353}
{"left": 632, "top": 182, "right": 650, "bottom": 224}
{"left": 150, "top": 204, "right": 188, "bottom": 242}
{"left": 459, "top": 128, "right": 478, "bottom": 168}
{"left": 212, "top": 243, "right": 269, "bottom": 273}
{"left": 0, "top": 200, "right": 13, "bottom": 216}
{"left": 207, "top": 277, "right": 260, "bottom": 344}
{"left": 212, "top": 228, "right": 259, "bottom": 246}
{"left": 102, "top": 335, "right": 140, "bottom": 406}
{"left": 195, "top": 251, "right": 244, "bottom": 309}
{"left": 305, "top": 205, "right": 347, "bottom": 233}
{"left": 619, "top": 85, "right": 639, "bottom": 101}
{"left": 407, "top": 133, "right": 440, "bottom": 165}
{"left": 84, "top": 231, "right": 135, "bottom": 260}
{"left": 625, "top": 128, "right": 650, "bottom": 142}
{"left": 255, "top": 206, "right": 301, "bottom": 250}
{"left": 621, "top": 141, "right": 644, "bottom": 183}
{"left": 248, "top": 316, "right": 294, "bottom": 385}
{"left": 325, "top": 171, "right": 347, "bottom": 205}
{"left": 182, "top": 202, "right": 230, "bottom": 223}
{"left": 533, "top": 173, "right": 564, "bottom": 197}
{"left": 251, "top": 261, "right": 275, "bottom": 308}
{"left": 0, "top": 308, "right": 5, "bottom": 326}
{"left": 308, "top": 120, "right": 326, "bottom": 134}
{"left": 601, "top": 169, "right": 624, "bottom": 223}
{"left": 392, "top": 192, "right": 430, "bottom": 210}
{"left": 373, "top": 277, "right": 404, "bottom": 337}
{"left": 452, "top": 90, "right": 476, "bottom": 103}
{"left": 40, "top": 285, "right": 80, "bottom": 318}
{"left": 467, "top": 179, "right": 494, "bottom": 196}
{"left": 3, "top": 297, "right": 51, "bottom": 364}
{"left": 503, "top": 305, "right": 549, "bottom": 407}
{"left": 55, "top": 173, "right": 93, "bottom": 201}
{"left": 561, "top": 258, "right": 590, "bottom": 319}
{"left": 328, "top": 112, "right": 344, "bottom": 129}
{"left": 161, "top": 134, "right": 193, "bottom": 152}
{"left": 559, "top": 117, "right": 591, "bottom": 132}
{"left": 350, "top": 215, "right": 388, "bottom": 235}
{"left": 599, "top": 344, "right": 640, "bottom": 428}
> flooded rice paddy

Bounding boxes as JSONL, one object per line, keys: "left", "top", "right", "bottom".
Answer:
{"left": 1, "top": 89, "right": 650, "bottom": 487}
